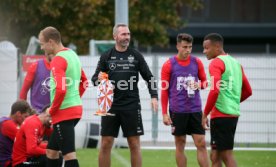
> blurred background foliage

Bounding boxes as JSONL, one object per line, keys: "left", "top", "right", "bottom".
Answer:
{"left": 0, "top": 0, "right": 202, "bottom": 54}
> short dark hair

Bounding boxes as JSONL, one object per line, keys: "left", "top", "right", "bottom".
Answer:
{"left": 11, "top": 100, "right": 31, "bottom": 115}
{"left": 113, "top": 23, "right": 128, "bottom": 35}
{"left": 204, "top": 33, "right": 224, "bottom": 45}
{"left": 177, "top": 33, "right": 193, "bottom": 43}
{"left": 40, "top": 26, "right": 61, "bottom": 43}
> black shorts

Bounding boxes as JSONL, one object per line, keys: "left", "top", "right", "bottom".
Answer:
{"left": 170, "top": 111, "right": 205, "bottom": 136}
{"left": 14, "top": 155, "right": 46, "bottom": 167}
{"left": 210, "top": 117, "right": 238, "bottom": 150}
{"left": 101, "top": 108, "right": 144, "bottom": 137}
{"left": 47, "top": 119, "right": 79, "bottom": 155}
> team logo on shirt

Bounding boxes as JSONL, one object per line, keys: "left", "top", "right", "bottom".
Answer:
{"left": 177, "top": 76, "right": 193, "bottom": 91}
{"left": 40, "top": 77, "right": 51, "bottom": 95}
{"left": 109, "top": 63, "right": 116, "bottom": 70}
{"left": 128, "top": 55, "right": 134, "bottom": 63}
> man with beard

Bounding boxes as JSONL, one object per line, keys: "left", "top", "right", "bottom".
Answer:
{"left": 92, "top": 24, "right": 158, "bottom": 167}
{"left": 0, "top": 100, "right": 32, "bottom": 167}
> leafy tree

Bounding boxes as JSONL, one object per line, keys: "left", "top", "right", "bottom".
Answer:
{"left": 0, "top": 0, "right": 202, "bottom": 54}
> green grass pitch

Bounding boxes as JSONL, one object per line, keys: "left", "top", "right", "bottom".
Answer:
{"left": 77, "top": 149, "right": 276, "bottom": 167}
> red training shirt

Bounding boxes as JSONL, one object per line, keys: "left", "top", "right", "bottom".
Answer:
{"left": 12, "top": 115, "right": 52, "bottom": 166}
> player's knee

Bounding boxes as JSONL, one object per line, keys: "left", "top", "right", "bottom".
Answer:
{"left": 128, "top": 140, "right": 140, "bottom": 151}
{"left": 63, "top": 152, "right": 77, "bottom": 161}
{"left": 210, "top": 152, "right": 219, "bottom": 163}
{"left": 101, "top": 139, "right": 114, "bottom": 150}
{"left": 46, "top": 149, "right": 60, "bottom": 159}
{"left": 194, "top": 138, "right": 207, "bottom": 149}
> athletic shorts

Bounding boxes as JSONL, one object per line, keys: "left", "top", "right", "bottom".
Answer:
{"left": 210, "top": 117, "right": 238, "bottom": 150}
{"left": 101, "top": 108, "right": 144, "bottom": 137}
{"left": 14, "top": 155, "right": 46, "bottom": 167}
{"left": 47, "top": 119, "right": 79, "bottom": 155}
{"left": 170, "top": 111, "right": 205, "bottom": 136}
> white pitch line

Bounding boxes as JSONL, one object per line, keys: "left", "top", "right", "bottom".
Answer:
{"left": 112, "top": 150, "right": 131, "bottom": 167}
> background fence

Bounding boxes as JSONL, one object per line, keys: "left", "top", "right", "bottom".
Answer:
{"left": 78, "top": 53, "right": 276, "bottom": 148}
{"left": 1, "top": 44, "right": 275, "bottom": 148}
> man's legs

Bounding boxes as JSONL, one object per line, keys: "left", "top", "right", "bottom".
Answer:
{"left": 192, "top": 134, "right": 209, "bottom": 167}
{"left": 98, "top": 136, "right": 114, "bottom": 167}
{"left": 220, "top": 150, "right": 237, "bottom": 167}
{"left": 210, "top": 150, "right": 222, "bottom": 167}
{"left": 127, "top": 136, "right": 142, "bottom": 167}
{"left": 174, "top": 135, "right": 187, "bottom": 167}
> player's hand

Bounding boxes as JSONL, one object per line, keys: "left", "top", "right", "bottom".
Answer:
{"left": 46, "top": 107, "right": 51, "bottom": 116}
{"left": 151, "top": 98, "right": 158, "bottom": 112}
{"left": 188, "top": 81, "right": 199, "bottom": 90}
{"left": 162, "top": 114, "right": 172, "bottom": 126}
{"left": 202, "top": 113, "right": 210, "bottom": 130}
{"left": 98, "top": 72, "right": 108, "bottom": 81}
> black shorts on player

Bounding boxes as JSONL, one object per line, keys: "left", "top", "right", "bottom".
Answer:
{"left": 101, "top": 108, "right": 144, "bottom": 137}
{"left": 47, "top": 119, "right": 79, "bottom": 155}
{"left": 210, "top": 117, "right": 238, "bottom": 150}
{"left": 170, "top": 111, "right": 205, "bottom": 136}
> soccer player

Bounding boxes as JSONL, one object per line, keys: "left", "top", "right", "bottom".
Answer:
{"left": 19, "top": 53, "right": 52, "bottom": 113}
{"left": 0, "top": 100, "right": 32, "bottom": 167}
{"left": 38, "top": 26, "right": 88, "bottom": 167}
{"left": 91, "top": 24, "right": 158, "bottom": 167}
{"left": 202, "top": 33, "right": 252, "bottom": 167}
{"left": 12, "top": 105, "right": 54, "bottom": 167}
{"left": 161, "top": 33, "right": 209, "bottom": 167}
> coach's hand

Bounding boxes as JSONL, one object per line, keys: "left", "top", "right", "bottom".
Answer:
{"left": 162, "top": 114, "right": 172, "bottom": 126}
{"left": 151, "top": 98, "right": 158, "bottom": 112}
{"left": 202, "top": 113, "right": 210, "bottom": 130}
{"left": 98, "top": 72, "right": 108, "bottom": 81}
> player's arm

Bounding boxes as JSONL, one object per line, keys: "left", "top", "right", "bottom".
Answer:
{"left": 161, "top": 60, "right": 172, "bottom": 125}
{"left": 161, "top": 60, "right": 171, "bottom": 115}
{"left": 137, "top": 53, "right": 158, "bottom": 99}
{"left": 1, "top": 120, "right": 18, "bottom": 140}
{"left": 25, "top": 122, "right": 46, "bottom": 155}
{"left": 196, "top": 58, "right": 208, "bottom": 89}
{"left": 19, "top": 62, "right": 38, "bottom": 99}
{"left": 240, "top": 67, "right": 252, "bottom": 102}
{"left": 204, "top": 58, "right": 225, "bottom": 116}
{"left": 79, "top": 68, "right": 88, "bottom": 97}
{"left": 48, "top": 56, "right": 67, "bottom": 115}
{"left": 137, "top": 52, "right": 158, "bottom": 112}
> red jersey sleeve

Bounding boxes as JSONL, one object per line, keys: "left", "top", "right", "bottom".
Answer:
{"left": 79, "top": 69, "right": 88, "bottom": 97}
{"left": 49, "top": 56, "right": 67, "bottom": 115}
{"left": 19, "top": 62, "right": 38, "bottom": 100}
{"left": 204, "top": 58, "right": 225, "bottom": 115}
{"left": 240, "top": 67, "right": 252, "bottom": 102}
{"left": 196, "top": 58, "right": 208, "bottom": 89}
{"left": 161, "top": 59, "right": 171, "bottom": 115}
{"left": 24, "top": 121, "right": 46, "bottom": 155}
{"left": 1, "top": 120, "right": 18, "bottom": 140}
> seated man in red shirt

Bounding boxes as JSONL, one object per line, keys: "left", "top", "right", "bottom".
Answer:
{"left": 12, "top": 105, "right": 58, "bottom": 167}
{"left": 0, "top": 100, "right": 32, "bottom": 167}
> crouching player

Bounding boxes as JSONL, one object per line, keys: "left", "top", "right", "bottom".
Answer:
{"left": 12, "top": 106, "right": 61, "bottom": 167}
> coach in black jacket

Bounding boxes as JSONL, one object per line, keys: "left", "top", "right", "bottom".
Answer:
{"left": 91, "top": 24, "right": 158, "bottom": 167}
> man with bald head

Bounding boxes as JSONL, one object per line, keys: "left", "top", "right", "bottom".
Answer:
{"left": 38, "top": 26, "right": 88, "bottom": 167}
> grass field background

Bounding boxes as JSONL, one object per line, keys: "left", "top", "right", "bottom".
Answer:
{"left": 77, "top": 149, "right": 276, "bottom": 167}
